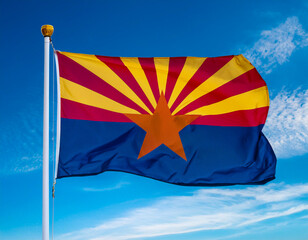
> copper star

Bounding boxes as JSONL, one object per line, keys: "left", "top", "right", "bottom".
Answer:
{"left": 125, "top": 93, "right": 200, "bottom": 160}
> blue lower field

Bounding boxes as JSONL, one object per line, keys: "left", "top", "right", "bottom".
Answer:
{"left": 57, "top": 118, "right": 276, "bottom": 186}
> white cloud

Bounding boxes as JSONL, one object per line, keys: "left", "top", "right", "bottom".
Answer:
{"left": 13, "top": 154, "right": 42, "bottom": 173}
{"left": 57, "top": 183, "right": 308, "bottom": 240}
{"left": 0, "top": 104, "right": 44, "bottom": 175}
{"left": 263, "top": 88, "right": 308, "bottom": 158}
{"left": 244, "top": 16, "right": 308, "bottom": 74}
{"left": 83, "top": 182, "right": 130, "bottom": 192}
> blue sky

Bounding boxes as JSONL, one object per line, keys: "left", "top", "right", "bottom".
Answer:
{"left": 1, "top": 0, "right": 308, "bottom": 239}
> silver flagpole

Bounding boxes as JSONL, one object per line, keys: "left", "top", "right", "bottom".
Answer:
{"left": 41, "top": 24, "right": 54, "bottom": 240}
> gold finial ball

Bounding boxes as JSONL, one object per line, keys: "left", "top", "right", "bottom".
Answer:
{"left": 41, "top": 25, "right": 54, "bottom": 37}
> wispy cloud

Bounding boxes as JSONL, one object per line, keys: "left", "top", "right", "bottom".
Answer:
{"left": 58, "top": 183, "right": 308, "bottom": 240}
{"left": 244, "top": 16, "right": 308, "bottom": 74}
{"left": 83, "top": 182, "right": 130, "bottom": 192}
{"left": 264, "top": 88, "right": 308, "bottom": 158}
{"left": 0, "top": 103, "right": 43, "bottom": 175}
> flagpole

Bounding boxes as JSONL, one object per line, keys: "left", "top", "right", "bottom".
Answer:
{"left": 41, "top": 25, "right": 54, "bottom": 240}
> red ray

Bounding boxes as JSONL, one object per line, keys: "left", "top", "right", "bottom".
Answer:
{"left": 96, "top": 55, "right": 155, "bottom": 113}
{"left": 190, "top": 107, "right": 269, "bottom": 127}
{"left": 57, "top": 52, "right": 148, "bottom": 114}
{"left": 176, "top": 68, "right": 266, "bottom": 115}
{"left": 164, "top": 57, "right": 187, "bottom": 102}
{"left": 170, "top": 55, "right": 233, "bottom": 112}
{"left": 61, "top": 98, "right": 132, "bottom": 122}
{"left": 139, "top": 57, "right": 160, "bottom": 103}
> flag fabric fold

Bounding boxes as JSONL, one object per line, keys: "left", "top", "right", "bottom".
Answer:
{"left": 56, "top": 51, "right": 276, "bottom": 186}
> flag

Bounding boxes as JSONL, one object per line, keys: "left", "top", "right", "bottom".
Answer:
{"left": 56, "top": 51, "right": 276, "bottom": 186}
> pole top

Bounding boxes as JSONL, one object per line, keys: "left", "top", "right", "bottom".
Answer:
{"left": 41, "top": 25, "right": 54, "bottom": 37}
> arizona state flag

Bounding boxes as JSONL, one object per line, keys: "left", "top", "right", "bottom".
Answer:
{"left": 56, "top": 51, "right": 276, "bottom": 186}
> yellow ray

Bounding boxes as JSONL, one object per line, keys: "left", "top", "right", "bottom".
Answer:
{"left": 60, "top": 77, "right": 139, "bottom": 114}
{"left": 154, "top": 57, "right": 169, "bottom": 94}
{"left": 121, "top": 57, "right": 157, "bottom": 108}
{"left": 186, "top": 86, "right": 269, "bottom": 116}
{"left": 172, "top": 55, "right": 254, "bottom": 115}
{"left": 168, "top": 57, "right": 207, "bottom": 108}
{"left": 60, "top": 52, "right": 152, "bottom": 114}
